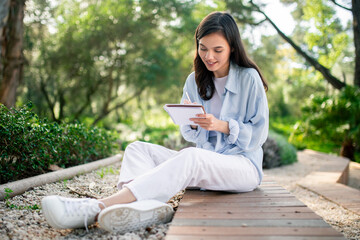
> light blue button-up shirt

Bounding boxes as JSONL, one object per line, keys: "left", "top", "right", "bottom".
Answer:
{"left": 180, "top": 62, "right": 269, "bottom": 181}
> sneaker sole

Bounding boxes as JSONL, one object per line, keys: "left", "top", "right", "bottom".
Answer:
{"left": 98, "top": 204, "right": 174, "bottom": 233}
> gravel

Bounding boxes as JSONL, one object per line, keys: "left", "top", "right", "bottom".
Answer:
{"left": 1, "top": 152, "right": 359, "bottom": 239}
{"left": 0, "top": 162, "right": 184, "bottom": 240}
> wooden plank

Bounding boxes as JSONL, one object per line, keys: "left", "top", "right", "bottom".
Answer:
{"left": 184, "top": 191, "right": 293, "bottom": 196}
{"left": 257, "top": 185, "right": 287, "bottom": 188}
{"left": 178, "top": 201, "right": 306, "bottom": 207}
{"left": 183, "top": 192, "right": 294, "bottom": 198}
{"left": 166, "top": 236, "right": 345, "bottom": 240}
{"left": 182, "top": 197, "right": 300, "bottom": 203}
{"left": 258, "top": 181, "right": 278, "bottom": 184}
{"left": 174, "top": 211, "right": 322, "bottom": 220}
{"left": 171, "top": 219, "right": 331, "bottom": 227}
{"left": 259, "top": 180, "right": 277, "bottom": 183}
{"left": 177, "top": 206, "right": 314, "bottom": 213}
{"left": 185, "top": 186, "right": 290, "bottom": 196}
{"left": 183, "top": 190, "right": 289, "bottom": 195}
{"left": 167, "top": 226, "right": 344, "bottom": 237}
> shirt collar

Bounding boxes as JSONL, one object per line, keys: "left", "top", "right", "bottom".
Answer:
{"left": 224, "top": 62, "right": 240, "bottom": 94}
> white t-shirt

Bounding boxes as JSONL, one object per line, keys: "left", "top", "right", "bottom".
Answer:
{"left": 209, "top": 75, "right": 228, "bottom": 138}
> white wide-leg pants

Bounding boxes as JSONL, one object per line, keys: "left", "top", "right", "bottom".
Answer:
{"left": 117, "top": 141, "right": 260, "bottom": 202}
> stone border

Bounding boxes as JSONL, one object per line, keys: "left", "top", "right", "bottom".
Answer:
{"left": 298, "top": 149, "right": 360, "bottom": 215}
{"left": 0, "top": 154, "right": 122, "bottom": 200}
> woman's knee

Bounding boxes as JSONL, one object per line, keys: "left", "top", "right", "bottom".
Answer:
{"left": 125, "top": 141, "right": 147, "bottom": 151}
{"left": 127, "top": 140, "right": 143, "bottom": 147}
{"left": 177, "top": 147, "right": 206, "bottom": 166}
{"left": 233, "top": 176, "right": 260, "bottom": 193}
{"left": 178, "top": 147, "right": 204, "bottom": 157}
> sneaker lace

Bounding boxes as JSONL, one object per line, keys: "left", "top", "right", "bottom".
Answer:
{"left": 63, "top": 198, "right": 105, "bottom": 232}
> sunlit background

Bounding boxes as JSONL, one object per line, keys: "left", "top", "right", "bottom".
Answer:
{"left": 1, "top": 0, "right": 358, "bottom": 167}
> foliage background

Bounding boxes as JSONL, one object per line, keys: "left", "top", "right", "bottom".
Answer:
{"left": 0, "top": 0, "right": 358, "bottom": 182}
{"left": 0, "top": 102, "right": 118, "bottom": 184}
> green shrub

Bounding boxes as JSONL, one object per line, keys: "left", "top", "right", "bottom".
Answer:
{"left": 140, "top": 125, "right": 178, "bottom": 146}
{"left": 263, "top": 130, "right": 297, "bottom": 168}
{"left": 291, "top": 86, "right": 360, "bottom": 161}
{"left": 271, "top": 131, "right": 297, "bottom": 165}
{"left": 0, "top": 103, "right": 119, "bottom": 184}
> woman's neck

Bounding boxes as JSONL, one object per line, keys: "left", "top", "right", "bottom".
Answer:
{"left": 213, "top": 62, "right": 230, "bottom": 78}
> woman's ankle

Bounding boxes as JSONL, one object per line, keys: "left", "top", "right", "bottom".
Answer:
{"left": 95, "top": 201, "right": 106, "bottom": 221}
{"left": 98, "top": 201, "right": 106, "bottom": 210}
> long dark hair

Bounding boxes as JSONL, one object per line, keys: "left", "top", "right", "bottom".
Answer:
{"left": 194, "top": 11, "right": 268, "bottom": 100}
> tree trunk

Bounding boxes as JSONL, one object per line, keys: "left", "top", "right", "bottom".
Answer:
{"left": 0, "top": 0, "right": 25, "bottom": 108}
{"left": 353, "top": 0, "right": 360, "bottom": 87}
{"left": 340, "top": 138, "right": 355, "bottom": 161}
{"left": 40, "top": 78, "right": 57, "bottom": 121}
{"left": 91, "top": 87, "right": 145, "bottom": 126}
{"left": 0, "top": 0, "right": 10, "bottom": 75}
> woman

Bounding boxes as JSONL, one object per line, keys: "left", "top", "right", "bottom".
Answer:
{"left": 41, "top": 11, "right": 269, "bottom": 234}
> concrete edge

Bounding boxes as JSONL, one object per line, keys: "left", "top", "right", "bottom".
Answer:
{"left": 298, "top": 149, "right": 350, "bottom": 185}
{"left": 297, "top": 182, "right": 360, "bottom": 216}
{"left": 0, "top": 153, "right": 123, "bottom": 200}
{"left": 297, "top": 150, "right": 360, "bottom": 215}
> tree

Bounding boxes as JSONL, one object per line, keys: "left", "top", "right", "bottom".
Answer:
{"left": 0, "top": 0, "right": 25, "bottom": 108}
{"left": 350, "top": 0, "right": 360, "bottom": 87}
{"left": 23, "top": 0, "right": 195, "bottom": 125}
{"left": 226, "top": 0, "right": 359, "bottom": 89}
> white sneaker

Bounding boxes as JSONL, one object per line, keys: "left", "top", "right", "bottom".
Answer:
{"left": 98, "top": 199, "right": 174, "bottom": 233}
{"left": 41, "top": 195, "right": 104, "bottom": 231}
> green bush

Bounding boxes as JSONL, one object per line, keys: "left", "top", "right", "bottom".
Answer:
{"left": 0, "top": 103, "right": 119, "bottom": 184}
{"left": 140, "top": 125, "right": 178, "bottom": 146}
{"left": 263, "top": 130, "right": 297, "bottom": 168}
{"left": 291, "top": 86, "right": 360, "bottom": 161}
{"left": 271, "top": 131, "right": 297, "bottom": 165}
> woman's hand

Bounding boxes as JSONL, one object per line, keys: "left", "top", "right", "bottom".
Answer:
{"left": 184, "top": 99, "right": 197, "bottom": 105}
{"left": 183, "top": 99, "right": 198, "bottom": 130}
{"left": 190, "top": 114, "right": 229, "bottom": 134}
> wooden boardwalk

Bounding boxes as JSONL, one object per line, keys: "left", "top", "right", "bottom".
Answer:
{"left": 166, "top": 178, "right": 346, "bottom": 240}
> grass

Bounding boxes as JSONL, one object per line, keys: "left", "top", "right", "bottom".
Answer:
{"left": 269, "top": 117, "right": 297, "bottom": 138}
{"left": 4, "top": 188, "right": 40, "bottom": 210}
{"left": 269, "top": 117, "right": 347, "bottom": 159}
{"left": 96, "top": 166, "right": 119, "bottom": 178}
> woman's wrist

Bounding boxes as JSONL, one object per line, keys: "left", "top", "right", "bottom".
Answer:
{"left": 215, "top": 119, "right": 229, "bottom": 135}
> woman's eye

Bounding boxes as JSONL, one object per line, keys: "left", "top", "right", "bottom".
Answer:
{"left": 200, "top": 48, "right": 207, "bottom": 51}
{"left": 215, "top": 50, "right": 223, "bottom": 53}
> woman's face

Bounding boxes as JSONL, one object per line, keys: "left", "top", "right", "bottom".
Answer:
{"left": 198, "top": 32, "right": 231, "bottom": 78}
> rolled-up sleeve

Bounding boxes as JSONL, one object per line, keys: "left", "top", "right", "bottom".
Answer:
{"left": 179, "top": 73, "right": 208, "bottom": 145}
{"left": 223, "top": 76, "right": 269, "bottom": 152}
{"left": 180, "top": 125, "right": 206, "bottom": 144}
{"left": 225, "top": 119, "right": 240, "bottom": 144}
